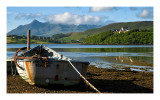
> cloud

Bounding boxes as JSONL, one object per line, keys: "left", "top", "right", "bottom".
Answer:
{"left": 14, "top": 12, "right": 114, "bottom": 25}
{"left": 45, "top": 12, "right": 107, "bottom": 25}
{"left": 25, "top": 13, "right": 41, "bottom": 19}
{"left": 138, "top": 9, "right": 153, "bottom": 18}
{"left": 15, "top": 13, "right": 42, "bottom": 20}
{"left": 90, "top": 7, "right": 115, "bottom": 12}
{"left": 15, "top": 13, "right": 26, "bottom": 19}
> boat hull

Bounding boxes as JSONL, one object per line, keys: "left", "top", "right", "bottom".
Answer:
{"left": 16, "top": 59, "right": 89, "bottom": 86}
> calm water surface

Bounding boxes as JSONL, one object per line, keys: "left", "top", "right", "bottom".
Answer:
{"left": 7, "top": 44, "right": 153, "bottom": 72}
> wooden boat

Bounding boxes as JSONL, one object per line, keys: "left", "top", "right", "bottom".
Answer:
{"left": 14, "top": 44, "right": 89, "bottom": 86}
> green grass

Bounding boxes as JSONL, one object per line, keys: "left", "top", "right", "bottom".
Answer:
{"left": 58, "top": 32, "right": 89, "bottom": 43}
{"left": 7, "top": 37, "right": 53, "bottom": 44}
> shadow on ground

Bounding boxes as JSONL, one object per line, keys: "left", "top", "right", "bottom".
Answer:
{"left": 88, "top": 79, "right": 153, "bottom": 93}
{"left": 38, "top": 79, "right": 153, "bottom": 93}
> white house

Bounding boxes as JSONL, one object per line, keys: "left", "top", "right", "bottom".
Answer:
{"left": 119, "top": 27, "right": 130, "bottom": 33}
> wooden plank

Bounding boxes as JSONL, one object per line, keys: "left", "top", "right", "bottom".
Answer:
{"left": 27, "top": 30, "right": 30, "bottom": 51}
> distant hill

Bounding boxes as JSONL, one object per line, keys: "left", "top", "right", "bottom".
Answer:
{"left": 7, "top": 20, "right": 101, "bottom": 37}
{"left": 70, "top": 21, "right": 153, "bottom": 36}
{"left": 8, "top": 21, "right": 153, "bottom": 43}
{"left": 56, "top": 21, "right": 153, "bottom": 42}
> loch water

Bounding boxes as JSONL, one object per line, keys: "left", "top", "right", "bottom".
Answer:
{"left": 7, "top": 44, "right": 153, "bottom": 72}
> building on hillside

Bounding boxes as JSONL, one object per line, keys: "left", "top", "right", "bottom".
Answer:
{"left": 118, "top": 27, "right": 130, "bottom": 33}
{"left": 112, "top": 27, "right": 130, "bottom": 34}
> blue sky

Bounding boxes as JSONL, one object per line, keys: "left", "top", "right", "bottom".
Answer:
{"left": 7, "top": 7, "right": 153, "bottom": 32}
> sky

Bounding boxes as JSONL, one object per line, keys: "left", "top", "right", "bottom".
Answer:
{"left": 7, "top": 7, "right": 153, "bottom": 32}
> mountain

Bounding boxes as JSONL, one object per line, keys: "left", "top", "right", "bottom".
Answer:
{"left": 8, "top": 20, "right": 153, "bottom": 43}
{"left": 55, "top": 21, "right": 153, "bottom": 43}
{"left": 7, "top": 19, "right": 101, "bottom": 37}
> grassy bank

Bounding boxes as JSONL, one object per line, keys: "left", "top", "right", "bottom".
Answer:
{"left": 7, "top": 65, "right": 153, "bottom": 93}
{"left": 7, "top": 37, "right": 54, "bottom": 44}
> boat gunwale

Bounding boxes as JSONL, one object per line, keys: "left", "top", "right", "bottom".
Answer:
{"left": 18, "top": 59, "right": 90, "bottom": 64}
{"left": 17, "top": 44, "right": 90, "bottom": 64}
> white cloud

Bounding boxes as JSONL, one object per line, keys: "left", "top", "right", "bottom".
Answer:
{"left": 14, "top": 12, "right": 113, "bottom": 25}
{"left": 26, "top": 13, "right": 41, "bottom": 19}
{"left": 90, "top": 7, "right": 115, "bottom": 12}
{"left": 15, "top": 13, "right": 42, "bottom": 20}
{"left": 45, "top": 12, "right": 106, "bottom": 25}
{"left": 15, "top": 13, "right": 26, "bottom": 19}
{"left": 138, "top": 9, "right": 153, "bottom": 18}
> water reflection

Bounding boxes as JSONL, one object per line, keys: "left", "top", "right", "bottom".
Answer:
{"left": 7, "top": 45, "right": 153, "bottom": 72}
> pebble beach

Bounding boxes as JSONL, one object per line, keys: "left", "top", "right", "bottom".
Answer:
{"left": 7, "top": 65, "right": 153, "bottom": 93}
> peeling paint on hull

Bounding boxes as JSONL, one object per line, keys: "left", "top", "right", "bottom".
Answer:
{"left": 17, "top": 59, "right": 89, "bottom": 86}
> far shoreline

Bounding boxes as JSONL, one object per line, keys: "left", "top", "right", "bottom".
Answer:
{"left": 7, "top": 43, "right": 153, "bottom": 45}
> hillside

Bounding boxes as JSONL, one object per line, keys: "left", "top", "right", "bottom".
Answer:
{"left": 83, "top": 29, "right": 153, "bottom": 45}
{"left": 56, "top": 21, "right": 153, "bottom": 43}
{"left": 82, "top": 21, "right": 153, "bottom": 35}
{"left": 7, "top": 21, "right": 153, "bottom": 44}
{"left": 7, "top": 20, "right": 101, "bottom": 37}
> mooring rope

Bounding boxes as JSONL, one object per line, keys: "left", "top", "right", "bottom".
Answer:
{"left": 68, "top": 60, "right": 101, "bottom": 93}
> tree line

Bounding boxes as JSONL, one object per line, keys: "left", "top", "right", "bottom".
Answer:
{"left": 83, "top": 28, "right": 153, "bottom": 45}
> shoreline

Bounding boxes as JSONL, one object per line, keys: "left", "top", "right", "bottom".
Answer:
{"left": 80, "top": 43, "right": 153, "bottom": 45}
{"left": 7, "top": 65, "right": 153, "bottom": 93}
{"left": 7, "top": 43, "right": 153, "bottom": 45}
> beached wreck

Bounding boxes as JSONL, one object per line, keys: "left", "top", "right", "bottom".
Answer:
{"left": 14, "top": 44, "right": 89, "bottom": 86}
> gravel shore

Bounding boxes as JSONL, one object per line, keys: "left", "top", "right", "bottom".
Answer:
{"left": 7, "top": 65, "right": 153, "bottom": 93}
